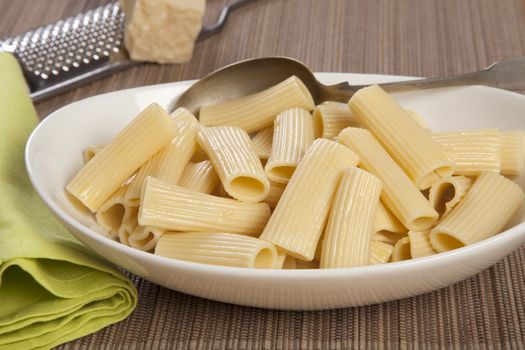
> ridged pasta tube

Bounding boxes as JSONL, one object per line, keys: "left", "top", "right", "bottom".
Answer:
{"left": 66, "top": 103, "right": 178, "bottom": 211}
{"left": 199, "top": 76, "right": 315, "bottom": 133}
{"left": 178, "top": 160, "right": 220, "bottom": 194}
{"left": 404, "top": 109, "right": 429, "bottom": 130}
{"left": 369, "top": 241, "right": 394, "bottom": 265}
{"left": 320, "top": 167, "right": 382, "bottom": 268}
{"left": 264, "top": 181, "right": 287, "bottom": 209}
{"left": 95, "top": 185, "right": 131, "bottom": 240}
{"left": 391, "top": 237, "right": 411, "bottom": 262}
{"left": 251, "top": 127, "right": 273, "bottom": 160}
{"left": 339, "top": 127, "right": 438, "bottom": 231}
{"left": 428, "top": 176, "right": 472, "bottom": 218}
{"left": 501, "top": 130, "right": 525, "bottom": 175}
{"left": 197, "top": 126, "right": 270, "bottom": 202}
{"left": 373, "top": 201, "right": 408, "bottom": 245}
{"left": 313, "top": 101, "right": 360, "bottom": 139}
{"left": 430, "top": 172, "right": 525, "bottom": 252}
{"left": 265, "top": 108, "right": 315, "bottom": 183}
{"left": 154, "top": 108, "right": 201, "bottom": 185}
{"left": 349, "top": 85, "right": 455, "bottom": 189}
{"left": 128, "top": 225, "right": 166, "bottom": 252}
{"left": 118, "top": 206, "right": 138, "bottom": 246}
{"left": 432, "top": 129, "right": 500, "bottom": 176}
{"left": 124, "top": 149, "right": 164, "bottom": 207}
{"left": 260, "top": 139, "right": 359, "bottom": 261}
{"left": 408, "top": 231, "right": 436, "bottom": 258}
{"left": 155, "top": 232, "right": 279, "bottom": 268}
{"left": 83, "top": 144, "right": 105, "bottom": 164}
{"left": 139, "top": 177, "right": 271, "bottom": 235}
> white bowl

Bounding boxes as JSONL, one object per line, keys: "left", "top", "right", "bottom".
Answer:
{"left": 26, "top": 73, "right": 525, "bottom": 310}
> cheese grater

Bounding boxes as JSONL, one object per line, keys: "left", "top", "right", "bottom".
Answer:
{"left": 0, "top": 0, "right": 255, "bottom": 102}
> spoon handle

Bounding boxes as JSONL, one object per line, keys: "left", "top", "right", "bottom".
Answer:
{"left": 328, "top": 57, "right": 525, "bottom": 100}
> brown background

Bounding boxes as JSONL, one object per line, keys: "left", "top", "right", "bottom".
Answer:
{"left": 1, "top": 0, "right": 525, "bottom": 348}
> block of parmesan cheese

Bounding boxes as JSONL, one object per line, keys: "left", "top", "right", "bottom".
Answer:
{"left": 120, "top": 0, "right": 205, "bottom": 64}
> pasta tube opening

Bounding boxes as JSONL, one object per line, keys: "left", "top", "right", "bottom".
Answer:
{"left": 230, "top": 176, "right": 268, "bottom": 199}
{"left": 391, "top": 237, "right": 411, "bottom": 262}
{"left": 430, "top": 232, "right": 465, "bottom": 252}
{"left": 98, "top": 203, "right": 125, "bottom": 233}
{"left": 254, "top": 247, "right": 277, "bottom": 268}
{"left": 267, "top": 165, "right": 295, "bottom": 180}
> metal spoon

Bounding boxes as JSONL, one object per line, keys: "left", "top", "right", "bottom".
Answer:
{"left": 174, "top": 56, "right": 525, "bottom": 116}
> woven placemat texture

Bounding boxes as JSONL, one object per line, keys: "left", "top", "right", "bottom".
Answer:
{"left": 1, "top": 0, "right": 525, "bottom": 348}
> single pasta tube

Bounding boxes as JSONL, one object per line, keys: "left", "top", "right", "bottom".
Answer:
{"left": 178, "top": 160, "right": 220, "bottom": 194}
{"left": 391, "top": 236, "right": 411, "bottom": 262}
{"left": 373, "top": 201, "right": 408, "bottom": 245}
{"left": 67, "top": 103, "right": 177, "bottom": 212}
{"left": 154, "top": 108, "right": 202, "bottom": 185}
{"left": 155, "top": 232, "right": 279, "bottom": 268}
{"left": 312, "top": 101, "right": 360, "bottom": 139}
{"left": 408, "top": 231, "right": 436, "bottom": 259}
{"left": 369, "top": 241, "right": 394, "bottom": 265}
{"left": 124, "top": 149, "right": 165, "bottom": 207}
{"left": 199, "top": 75, "right": 315, "bottom": 133}
{"left": 251, "top": 127, "right": 273, "bottom": 160}
{"left": 432, "top": 129, "right": 500, "bottom": 176}
{"left": 128, "top": 225, "right": 166, "bottom": 252}
{"left": 264, "top": 181, "right": 287, "bottom": 209}
{"left": 430, "top": 172, "right": 525, "bottom": 252}
{"left": 118, "top": 206, "right": 138, "bottom": 246}
{"left": 197, "top": 126, "right": 270, "bottom": 202}
{"left": 349, "top": 85, "right": 455, "bottom": 189}
{"left": 95, "top": 185, "right": 133, "bottom": 240}
{"left": 265, "top": 108, "right": 315, "bottom": 183}
{"left": 139, "top": 177, "right": 271, "bottom": 235}
{"left": 259, "top": 139, "right": 359, "bottom": 261}
{"left": 428, "top": 176, "right": 472, "bottom": 218}
{"left": 320, "top": 167, "right": 382, "bottom": 268}
{"left": 339, "top": 127, "right": 438, "bottom": 231}
{"left": 83, "top": 144, "right": 105, "bottom": 164}
{"left": 404, "top": 109, "right": 429, "bottom": 130}
{"left": 501, "top": 130, "right": 525, "bottom": 175}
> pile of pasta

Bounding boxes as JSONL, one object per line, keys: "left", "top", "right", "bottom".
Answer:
{"left": 66, "top": 76, "right": 525, "bottom": 269}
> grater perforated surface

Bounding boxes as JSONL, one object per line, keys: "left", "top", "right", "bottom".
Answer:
{"left": 0, "top": 2, "right": 124, "bottom": 82}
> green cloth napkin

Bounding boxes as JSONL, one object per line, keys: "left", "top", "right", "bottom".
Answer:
{"left": 0, "top": 52, "right": 137, "bottom": 350}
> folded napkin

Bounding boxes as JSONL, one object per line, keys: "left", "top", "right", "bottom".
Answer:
{"left": 0, "top": 53, "right": 137, "bottom": 350}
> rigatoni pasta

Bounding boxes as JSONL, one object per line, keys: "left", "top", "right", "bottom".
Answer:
{"left": 154, "top": 108, "right": 201, "bottom": 185}
{"left": 139, "top": 177, "right": 271, "bottom": 235}
{"left": 339, "top": 127, "right": 438, "bottom": 231}
{"left": 260, "top": 139, "right": 359, "bottom": 261}
{"left": 155, "top": 232, "right": 279, "bottom": 268}
{"left": 197, "top": 126, "right": 270, "bottom": 202}
{"left": 430, "top": 172, "right": 524, "bottom": 252}
{"left": 178, "top": 160, "right": 220, "bottom": 194}
{"left": 313, "top": 101, "right": 360, "bottom": 139}
{"left": 373, "top": 201, "right": 408, "bottom": 245}
{"left": 265, "top": 108, "right": 315, "bottom": 183}
{"left": 428, "top": 176, "right": 472, "bottom": 218}
{"left": 501, "top": 130, "right": 525, "bottom": 175}
{"left": 320, "top": 167, "right": 382, "bottom": 268}
{"left": 369, "top": 241, "right": 394, "bottom": 265}
{"left": 349, "top": 85, "right": 455, "bottom": 189}
{"left": 251, "top": 127, "right": 273, "bottom": 160}
{"left": 432, "top": 129, "right": 500, "bottom": 176}
{"left": 408, "top": 231, "right": 436, "bottom": 258}
{"left": 67, "top": 72, "right": 525, "bottom": 271}
{"left": 67, "top": 103, "right": 178, "bottom": 212}
{"left": 199, "top": 76, "right": 315, "bottom": 133}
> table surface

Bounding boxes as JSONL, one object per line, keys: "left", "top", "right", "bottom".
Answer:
{"left": 2, "top": 0, "right": 525, "bottom": 348}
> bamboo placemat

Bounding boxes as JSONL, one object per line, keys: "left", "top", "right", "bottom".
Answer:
{"left": 2, "top": 0, "right": 525, "bottom": 348}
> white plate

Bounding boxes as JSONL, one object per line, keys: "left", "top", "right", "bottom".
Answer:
{"left": 25, "top": 73, "right": 525, "bottom": 310}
